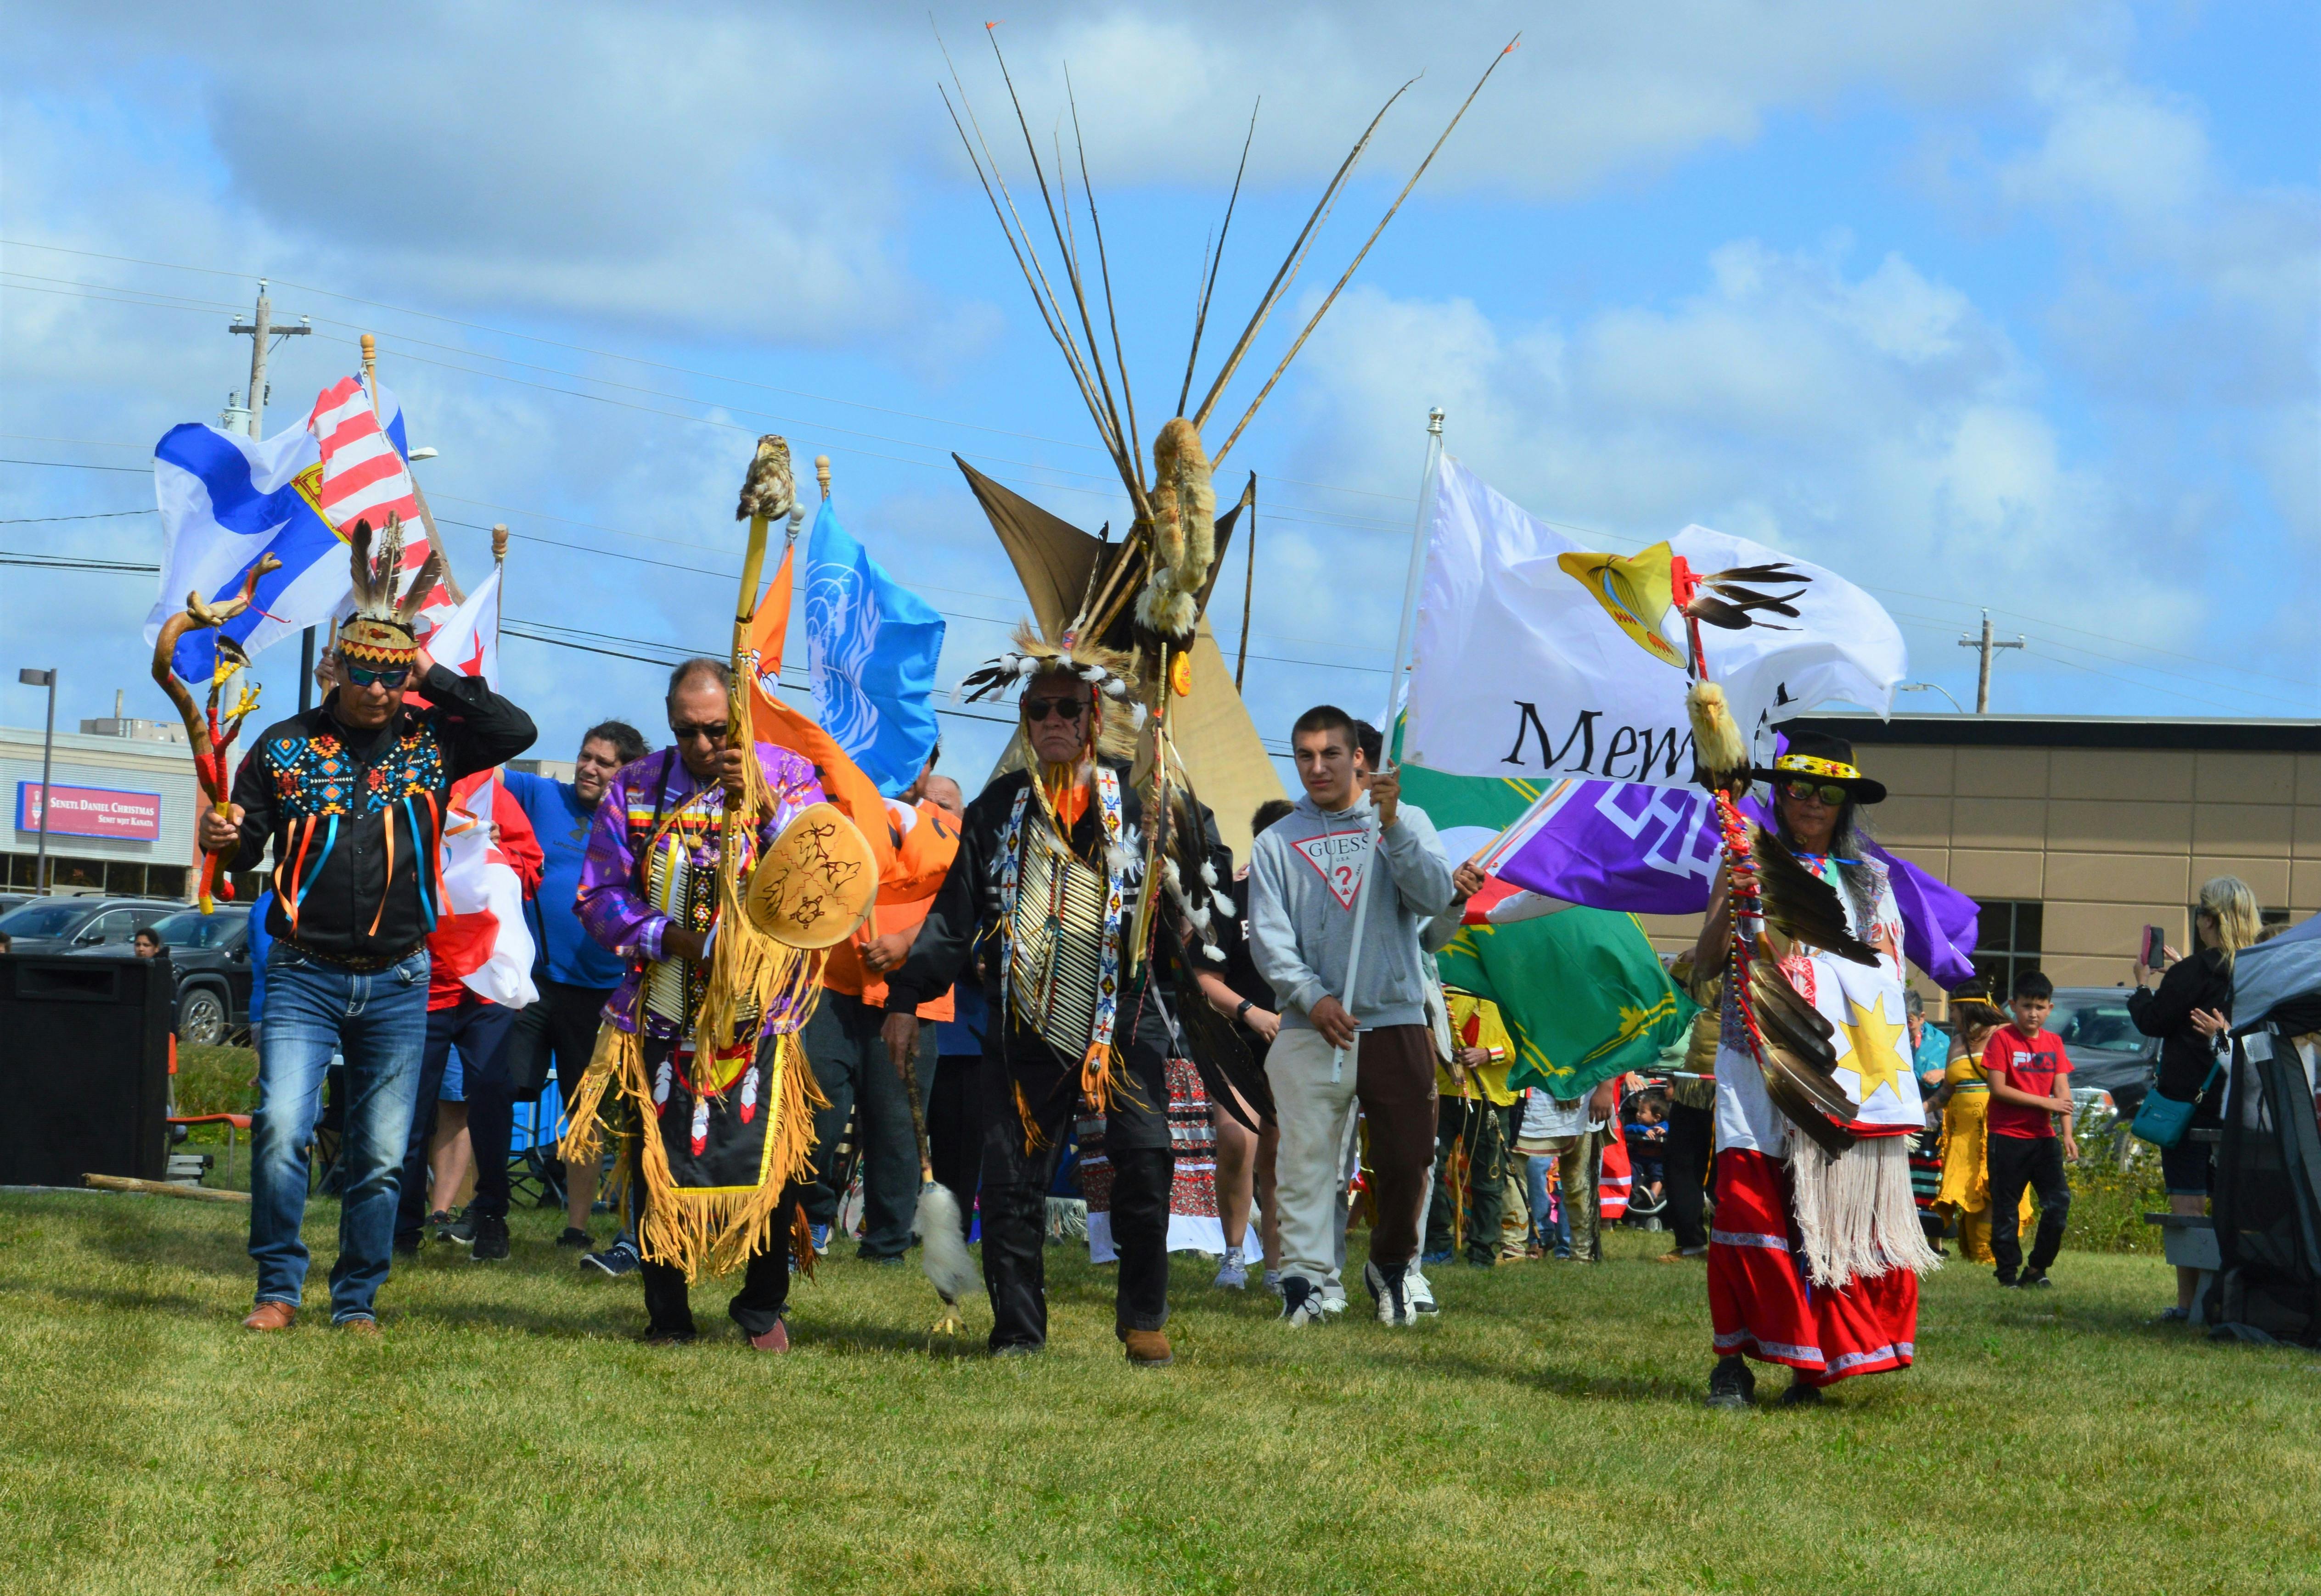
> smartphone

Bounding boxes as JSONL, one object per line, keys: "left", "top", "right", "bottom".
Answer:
{"left": 2142, "top": 924, "right": 2168, "bottom": 969}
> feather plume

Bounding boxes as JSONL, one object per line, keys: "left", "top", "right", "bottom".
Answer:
{"left": 1686, "top": 679, "right": 1749, "bottom": 788}
{"left": 347, "top": 519, "right": 380, "bottom": 610}
{"left": 1690, "top": 593, "right": 1798, "bottom": 632}
{"left": 735, "top": 434, "right": 796, "bottom": 524}
{"left": 1172, "top": 957, "right": 1273, "bottom": 1132}
{"left": 1751, "top": 827, "right": 1880, "bottom": 965}
{"left": 916, "top": 1183, "right": 981, "bottom": 1305}
{"left": 393, "top": 545, "right": 444, "bottom": 627}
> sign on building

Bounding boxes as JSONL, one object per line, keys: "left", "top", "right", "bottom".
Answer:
{"left": 15, "top": 782, "right": 164, "bottom": 842}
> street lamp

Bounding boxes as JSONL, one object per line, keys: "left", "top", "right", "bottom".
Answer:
{"left": 1899, "top": 681, "right": 1965, "bottom": 714}
{"left": 17, "top": 667, "right": 56, "bottom": 895}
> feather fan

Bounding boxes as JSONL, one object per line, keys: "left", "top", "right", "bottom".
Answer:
{"left": 1746, "top": 951, "right": 1858, "bottom": 1156}
{"left": 1750, "top": 826, "right": 1880, "bottom": 966}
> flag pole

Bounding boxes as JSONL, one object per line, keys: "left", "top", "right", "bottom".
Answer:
{"left": 1328, "top": 405, "right": 1444, "bottom": 1083}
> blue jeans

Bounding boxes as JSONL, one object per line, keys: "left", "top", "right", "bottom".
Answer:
{"left": 249, "top": 943, "right": 429, "bottom": 1320}
{"left": 1524, "top": 1151, "right": 1558, "bottom": 1252}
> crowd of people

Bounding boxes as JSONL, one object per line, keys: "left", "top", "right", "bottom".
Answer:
{"left": 190, "top": 573, "right": 2266, "bottom": 1404}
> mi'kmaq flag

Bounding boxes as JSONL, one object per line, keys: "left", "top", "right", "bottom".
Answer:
{"left": 421, "top": 566, "right": 539, "bottom": 1008}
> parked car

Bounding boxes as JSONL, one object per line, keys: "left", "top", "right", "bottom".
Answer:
{"left": 67, "top": 904, "right": 253, "bottom": 1046}
{"left": 2045, "top": 986, "right": 2159, "bottom": 1118}
{"left": 0, "top": 891, "right": 31, "bottom": 920}
{"left": 0, "top": 895, "right": 182, "bottom": 958}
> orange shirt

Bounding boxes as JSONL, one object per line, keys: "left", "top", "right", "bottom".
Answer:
{"left": 821, "top": 796, "right": 960, "bottom": 1019}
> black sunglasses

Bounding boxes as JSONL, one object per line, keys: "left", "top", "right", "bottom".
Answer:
{"left": 1022, "top": 695, "right": 1088, "bottom": 724}
{"left": 669, "top": 720, "right": 730, "bottom": 742}
{"left": 1781, "top": 779, "right": 1850, "bottom": 806}
{"left": 344, "top": 662, "right": 410, "bottom": 689}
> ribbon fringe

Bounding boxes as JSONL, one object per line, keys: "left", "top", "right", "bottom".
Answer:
{"left": 1785, "top": 1134, "right": 1942, "bottom": 1287}
{"left": 557, "top": 1021, "right": 827, "bottom": 1286}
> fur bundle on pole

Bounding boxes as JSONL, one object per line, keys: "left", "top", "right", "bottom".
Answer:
{"left": 1135, "top": 418, "right": 1216, "bottom": 638}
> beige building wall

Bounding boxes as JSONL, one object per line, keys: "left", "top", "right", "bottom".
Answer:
{"left": 1636, "top": 725, "right": 2321, "bottom": 1000}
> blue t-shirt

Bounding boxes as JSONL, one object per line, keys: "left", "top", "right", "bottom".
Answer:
{"left": 936, "top": 980, "right": 987, "bottom": 1058}
{"left": 503, "top": 769, "right": 626, "bottom": 990}
{"left": 1913, "top": 1025, "right": 1951, "bottom": 1089}
{"left": 246, "top": 888, "right": 275, "bottom": 1024}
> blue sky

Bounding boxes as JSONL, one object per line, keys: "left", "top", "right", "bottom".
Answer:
{"left": 2, "top": 0, "right": 2313, "bottom": 787}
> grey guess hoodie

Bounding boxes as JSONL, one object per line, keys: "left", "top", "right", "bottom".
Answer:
{"left": 1248, "top": 790, "right": 1456, "bottom": 1032}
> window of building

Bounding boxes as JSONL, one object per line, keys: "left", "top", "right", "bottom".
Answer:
{"left": 3, "top": 855, "right": 190, "bottom": 900}
{"left": 1972, "top": 899, "right": 2042, "bottom": 997}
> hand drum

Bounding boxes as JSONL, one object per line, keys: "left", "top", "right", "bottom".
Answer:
{"left": 744, "top": 802, "right": 878, "bottom": 949}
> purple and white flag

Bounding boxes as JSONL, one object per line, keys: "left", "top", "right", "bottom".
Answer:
{"left": 1483, "top": 778, "right": 1979, "bottom": 986}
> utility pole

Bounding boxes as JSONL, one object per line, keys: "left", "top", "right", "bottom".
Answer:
{"left": 1957, "top": 609, "right": 2025, "bottom": 713}
{"left": 227, "top": 279, "right": 312, "bottom": 440}
{"left": 232, "top": 280, "right": 315, "bottom": 708}
{"left": 17, "top": 668, "right": 57, "bottom": 895}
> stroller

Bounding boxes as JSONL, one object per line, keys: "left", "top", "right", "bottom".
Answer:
{"left": 1616, "top": 1078, "right": 1672, "bottom": 1231}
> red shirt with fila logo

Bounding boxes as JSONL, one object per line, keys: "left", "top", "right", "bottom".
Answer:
{"left": 1982, "top": 1024, "right": 2073, "bottom": 1139}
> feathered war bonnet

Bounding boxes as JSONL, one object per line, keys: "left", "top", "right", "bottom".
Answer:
{"left": 336, "top": 512, "right": 442, "bottom": 668}
{"left": 958, "top": 620, "right": 1141, "bottom": 763}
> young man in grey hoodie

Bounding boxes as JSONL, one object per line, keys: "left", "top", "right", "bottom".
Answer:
{"left": 1249, "top": 705, "right": 1456, "bottom": 1327}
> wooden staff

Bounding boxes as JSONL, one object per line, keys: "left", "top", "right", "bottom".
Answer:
{"left": 151, "top": 556, "right": 281, "bottom": 912}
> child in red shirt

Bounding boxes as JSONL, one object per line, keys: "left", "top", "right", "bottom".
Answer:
{"left": 1980, "top": 970, "right": 2079, "bottom": 1288}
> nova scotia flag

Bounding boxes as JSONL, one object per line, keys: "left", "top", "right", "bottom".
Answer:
{"left": 804, "top": 499, "right": 945, "bottom": 797}
{"left": 143, "top": 381, "right": 411, "bottom": 684}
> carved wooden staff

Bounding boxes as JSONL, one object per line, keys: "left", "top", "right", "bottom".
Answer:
{"left": 151, "top": 555, "right": 281, "bottom": 912}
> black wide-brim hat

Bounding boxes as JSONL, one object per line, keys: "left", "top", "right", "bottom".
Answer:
{"left": 1750, "top": 725, "right": 1887, "bottom": 804}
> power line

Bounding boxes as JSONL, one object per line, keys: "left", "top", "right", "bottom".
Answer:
{"left": 0, "top": 241, "right": 1122, "bottom": 455}
{"left": 0, "top": 551, "right": 159, "bottom": 571}
{"left": 0, "top": 507, "right": 155, "bottom": 524}
{"left": 3, "top": 270, "right": 1415, "bottom": 538}
{"left": 0, "top": 456, "right": 146, "bottom": 473}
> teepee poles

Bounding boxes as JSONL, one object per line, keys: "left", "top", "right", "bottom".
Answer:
{"left": 1213, "top": 39, "right": 1518, "bottom": 466}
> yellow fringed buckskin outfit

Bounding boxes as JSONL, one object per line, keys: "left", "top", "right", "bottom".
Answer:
{"left": 563, "top": 744, "right": 841, "bottom": 1331}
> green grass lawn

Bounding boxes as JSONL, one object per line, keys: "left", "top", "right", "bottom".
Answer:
{"left": 3, "top": 1176, "right": 2315, "bottom": 1596}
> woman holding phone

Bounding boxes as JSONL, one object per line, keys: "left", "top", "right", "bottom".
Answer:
{"left": 2129, "top": 875, "right": 2257, "bottom": 1321}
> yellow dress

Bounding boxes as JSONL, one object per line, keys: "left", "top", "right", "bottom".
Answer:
{"left": 1933, "top": 1049, "right": 2030, "bottom": 1263}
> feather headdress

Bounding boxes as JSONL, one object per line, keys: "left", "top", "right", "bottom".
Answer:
{"left": 956, "top": 620, "right": 1140, "bottom": 763}
{"left": 337, "top": 512, "right": 441, "bottom": 665}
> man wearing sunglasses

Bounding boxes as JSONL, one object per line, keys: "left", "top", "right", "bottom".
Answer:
{"left": 880, "top": 638, "right": 1216, "bottom": 1367}
{"left": 202, "top": 582, "right": 536, "bottom": 1333}
{"left": 573, "top": 658, "right": 827, "bottom": 1349}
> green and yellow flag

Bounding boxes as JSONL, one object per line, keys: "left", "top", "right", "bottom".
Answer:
{"left": 1397, "top": 749, "right": 1695, "bottom": 1100}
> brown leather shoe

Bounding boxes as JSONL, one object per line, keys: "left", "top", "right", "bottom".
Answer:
{"left": 747, "top": 1320, "right": 790, "bottom": 1354}
{"left": 336, "top": 1315, "right": 380, "bottom": 1335}
{"left": 241, "top": 1302, "right": 296, "bottom": 1332}
{"left": 1123, "top": 1329, "right": 1173, "bottom": 1367}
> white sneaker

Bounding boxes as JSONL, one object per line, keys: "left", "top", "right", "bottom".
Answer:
{"left": 1213, "top": 1249, "right": 1248, "bottom": 1290}
{"left": 1278, "top": 1276, "right": 1328, "bottom": 1327}
{"left": 1364, "top": 1260, "right": 1416, "bottom": 1327}
{"left": 1317, "top": 1288, "right": 1349, "bottom": 1316}
{"left": 1405, "top": 1264, "right": 1439, "bottom": 1316}
{"left": 1262, "top": 1268, "right": 1283, "bottom": 1297}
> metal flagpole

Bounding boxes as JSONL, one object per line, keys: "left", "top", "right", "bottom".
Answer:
{"left": 1328, "top": 406, "right": 1444, "bottom": 1082}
